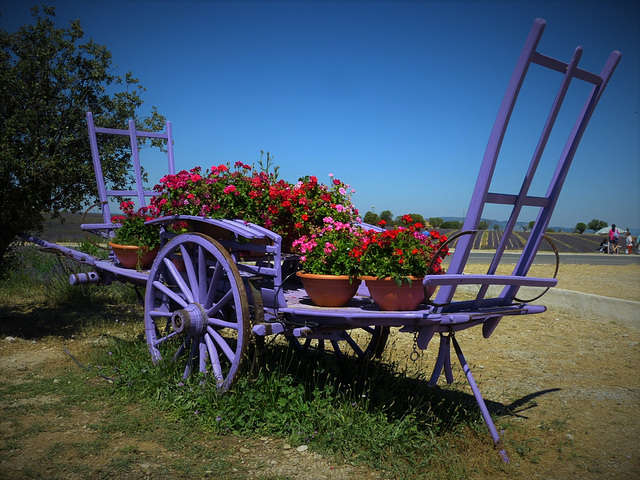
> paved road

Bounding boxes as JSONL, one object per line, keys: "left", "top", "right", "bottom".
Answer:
{"left": 450, "top": 252, "right": 640, "bottom": 266}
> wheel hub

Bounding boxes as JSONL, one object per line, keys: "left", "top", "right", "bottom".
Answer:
{"left": 171, "top": 303, "right": 208, "bottom": 336}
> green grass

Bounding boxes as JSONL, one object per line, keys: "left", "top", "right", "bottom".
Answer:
{"left": 2, "top": 242, "right": 123, "bottom": 303}
{"left": 0, "top": 243, "right": 139, "bottom": 339}
{"left": 83, "top": 333, "right": 487, "bottom": 474}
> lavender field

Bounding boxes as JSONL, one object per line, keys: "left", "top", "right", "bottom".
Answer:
{"left": 438, "top": 229, "right": 606, "bottom": 253}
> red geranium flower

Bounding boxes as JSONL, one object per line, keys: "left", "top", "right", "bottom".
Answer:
{"left": 356, "top": 217, "right": 449, "bottom": 285}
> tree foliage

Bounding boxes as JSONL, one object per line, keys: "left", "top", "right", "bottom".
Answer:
{"left": 575, "top": 222, "right": 587, "bottom": 234}
{"left": 362, "top": 211, "right": 380, "bottom": 226}
{"left": 441, "top": 220, "right": 462, "bottom": 229}
{"left": 379, "top": 210, "right": 394, "bottom": 226}
{"left": 397, "top": 213, "right": 425, "bottom": 226}
{"left": 429, "top": 217, "right": 443, "bottom": 229}
{"left": 587, "top": 219, "right": 608, "bottom": 232}
{"left": 0, "top": 6, "right": 165, "bottom": 264}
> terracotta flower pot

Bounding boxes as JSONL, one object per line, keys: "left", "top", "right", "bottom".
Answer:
{"left": 171, "top": 253, "right": 186, "bottom": 272}
{"left": 362, "top": 276, "right": 434, "bottom": 311}
{"left": 296, "top": 272, "right": 361, "bottom": 307}
{"left": 109, "top": 242, "right": 159, "bottom": 269}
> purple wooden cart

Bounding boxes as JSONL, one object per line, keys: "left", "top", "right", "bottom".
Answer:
{"left": 22, "top": 19, "right": 619, "bottom": 462}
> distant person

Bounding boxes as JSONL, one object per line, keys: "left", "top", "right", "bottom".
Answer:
{"left": 627, "top": 233, "right": 635, "bottom": 254}
{"left": 608, "top": 224, "right": 620, "bottom": 254}
{"left": 598, "top": 238, "right": 608, "bottom": 253}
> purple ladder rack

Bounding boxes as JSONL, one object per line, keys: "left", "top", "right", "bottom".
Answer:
{"left": 429, "top": 18, "right": 620, "bottom": 324}
{"left": 82, "top": 112, "right": 175, "bottom": 234}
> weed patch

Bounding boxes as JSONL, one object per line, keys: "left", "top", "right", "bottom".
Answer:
{"left": 89, "top": 336, "right": 483, "bottom": 473}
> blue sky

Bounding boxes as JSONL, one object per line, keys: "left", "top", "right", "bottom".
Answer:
{"left": 2, "top": 0, "right": 639, "bottom": 230}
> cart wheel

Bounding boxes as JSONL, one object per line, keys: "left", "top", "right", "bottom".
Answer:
{"left": 290, "top": 326, "right": 389, "bottom": 360}
{"left": 144, "top": 233, "right": 250, "bottom": 392}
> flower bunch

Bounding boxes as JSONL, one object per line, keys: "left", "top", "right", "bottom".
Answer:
{"left": 355, "top": 215, "right": 449, "bottom": 285}
{"left": 292, "top": 217, "right": 365, "bottom": 277}
{"left": 265, "top": 173, "right": 359, "bottom": 239}
{"left": 151, "top": 162, "right": 359, "bottom": 239}
{"left": 150, "top": 162, "right": 265, "bottom": 222}
{"left": 111, "top": 201, "right": 161, "bottom": 249}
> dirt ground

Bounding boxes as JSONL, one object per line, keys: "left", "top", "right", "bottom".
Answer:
{"left": 1, "top": 262, "right": 639, "bottom": 479}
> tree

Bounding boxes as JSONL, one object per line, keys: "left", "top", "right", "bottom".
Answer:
{"left": 0, "top": 6, "right": 165, "bottom": 266}
{"left": 478, "top": 220, "right": 489, "bottom": 230}
{"left": 441, "top": 220, "right": 462, "bottom": 229}
{"left": 429, "top": 217, "right": 443, "bottom": 228}
{"left": 575, "top": 222, "right": 587, "bottom": 234}
{"left": 587, "top": 219, "right": 608, "bottom": 232}
{"left": 528, "top": 220, "right": 535, "bottom": 231}
{"left": 363, "top": 211, "right": 379, "bottom": 225}
{"left": 398, "top": 213, "right": 425, "bottom": 226}
{"left": 379, "top": 210, "right": 394, "bottom": 226}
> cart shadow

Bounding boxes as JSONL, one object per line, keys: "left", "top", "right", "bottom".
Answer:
{"left": 252, "top": 343, "right": 562, "bottom": 431}
{"left": 0, "top": 302, "right": 140, "bottom": 340}
{"left": 497, "top": 388, "right": 562, "bottom": 418}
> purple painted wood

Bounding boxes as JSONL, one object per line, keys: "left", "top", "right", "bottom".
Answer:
{"left": 451, "top": 334, "right": 509, "bottom": 463}
{"left": 427, "top": 18, "right": 621, "bottom": 319}
{"left": 20, "top": 234, "right": 150, "bottom": 287}
{"left": 423, "top": 273, "right": 557, "bottom": 288}
{"left": 84, "top": 111, "right": 175, "bottom": 230}
{"left": 144, "top": 233, "right": 250, "bottom": 391}
{"left": 413, "top": 18, "right": 619, "bottom": 461}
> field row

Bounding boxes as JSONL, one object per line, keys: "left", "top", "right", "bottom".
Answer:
{"left": 438, "top": 229, "right": 605, "bottom": 253}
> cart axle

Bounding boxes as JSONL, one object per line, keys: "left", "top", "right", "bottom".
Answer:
{"left": 69, "top": 272, "right": 100, "bottom": 286}
{"left": 171, "top": 303, "right": 208, "bottom": 336}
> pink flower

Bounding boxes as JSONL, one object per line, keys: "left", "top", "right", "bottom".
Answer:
{"left": 324, "top": 242, "right": 336, "bottom": 254}
{"left": 223, "top": 185, "right": 237, "bottom": 194}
